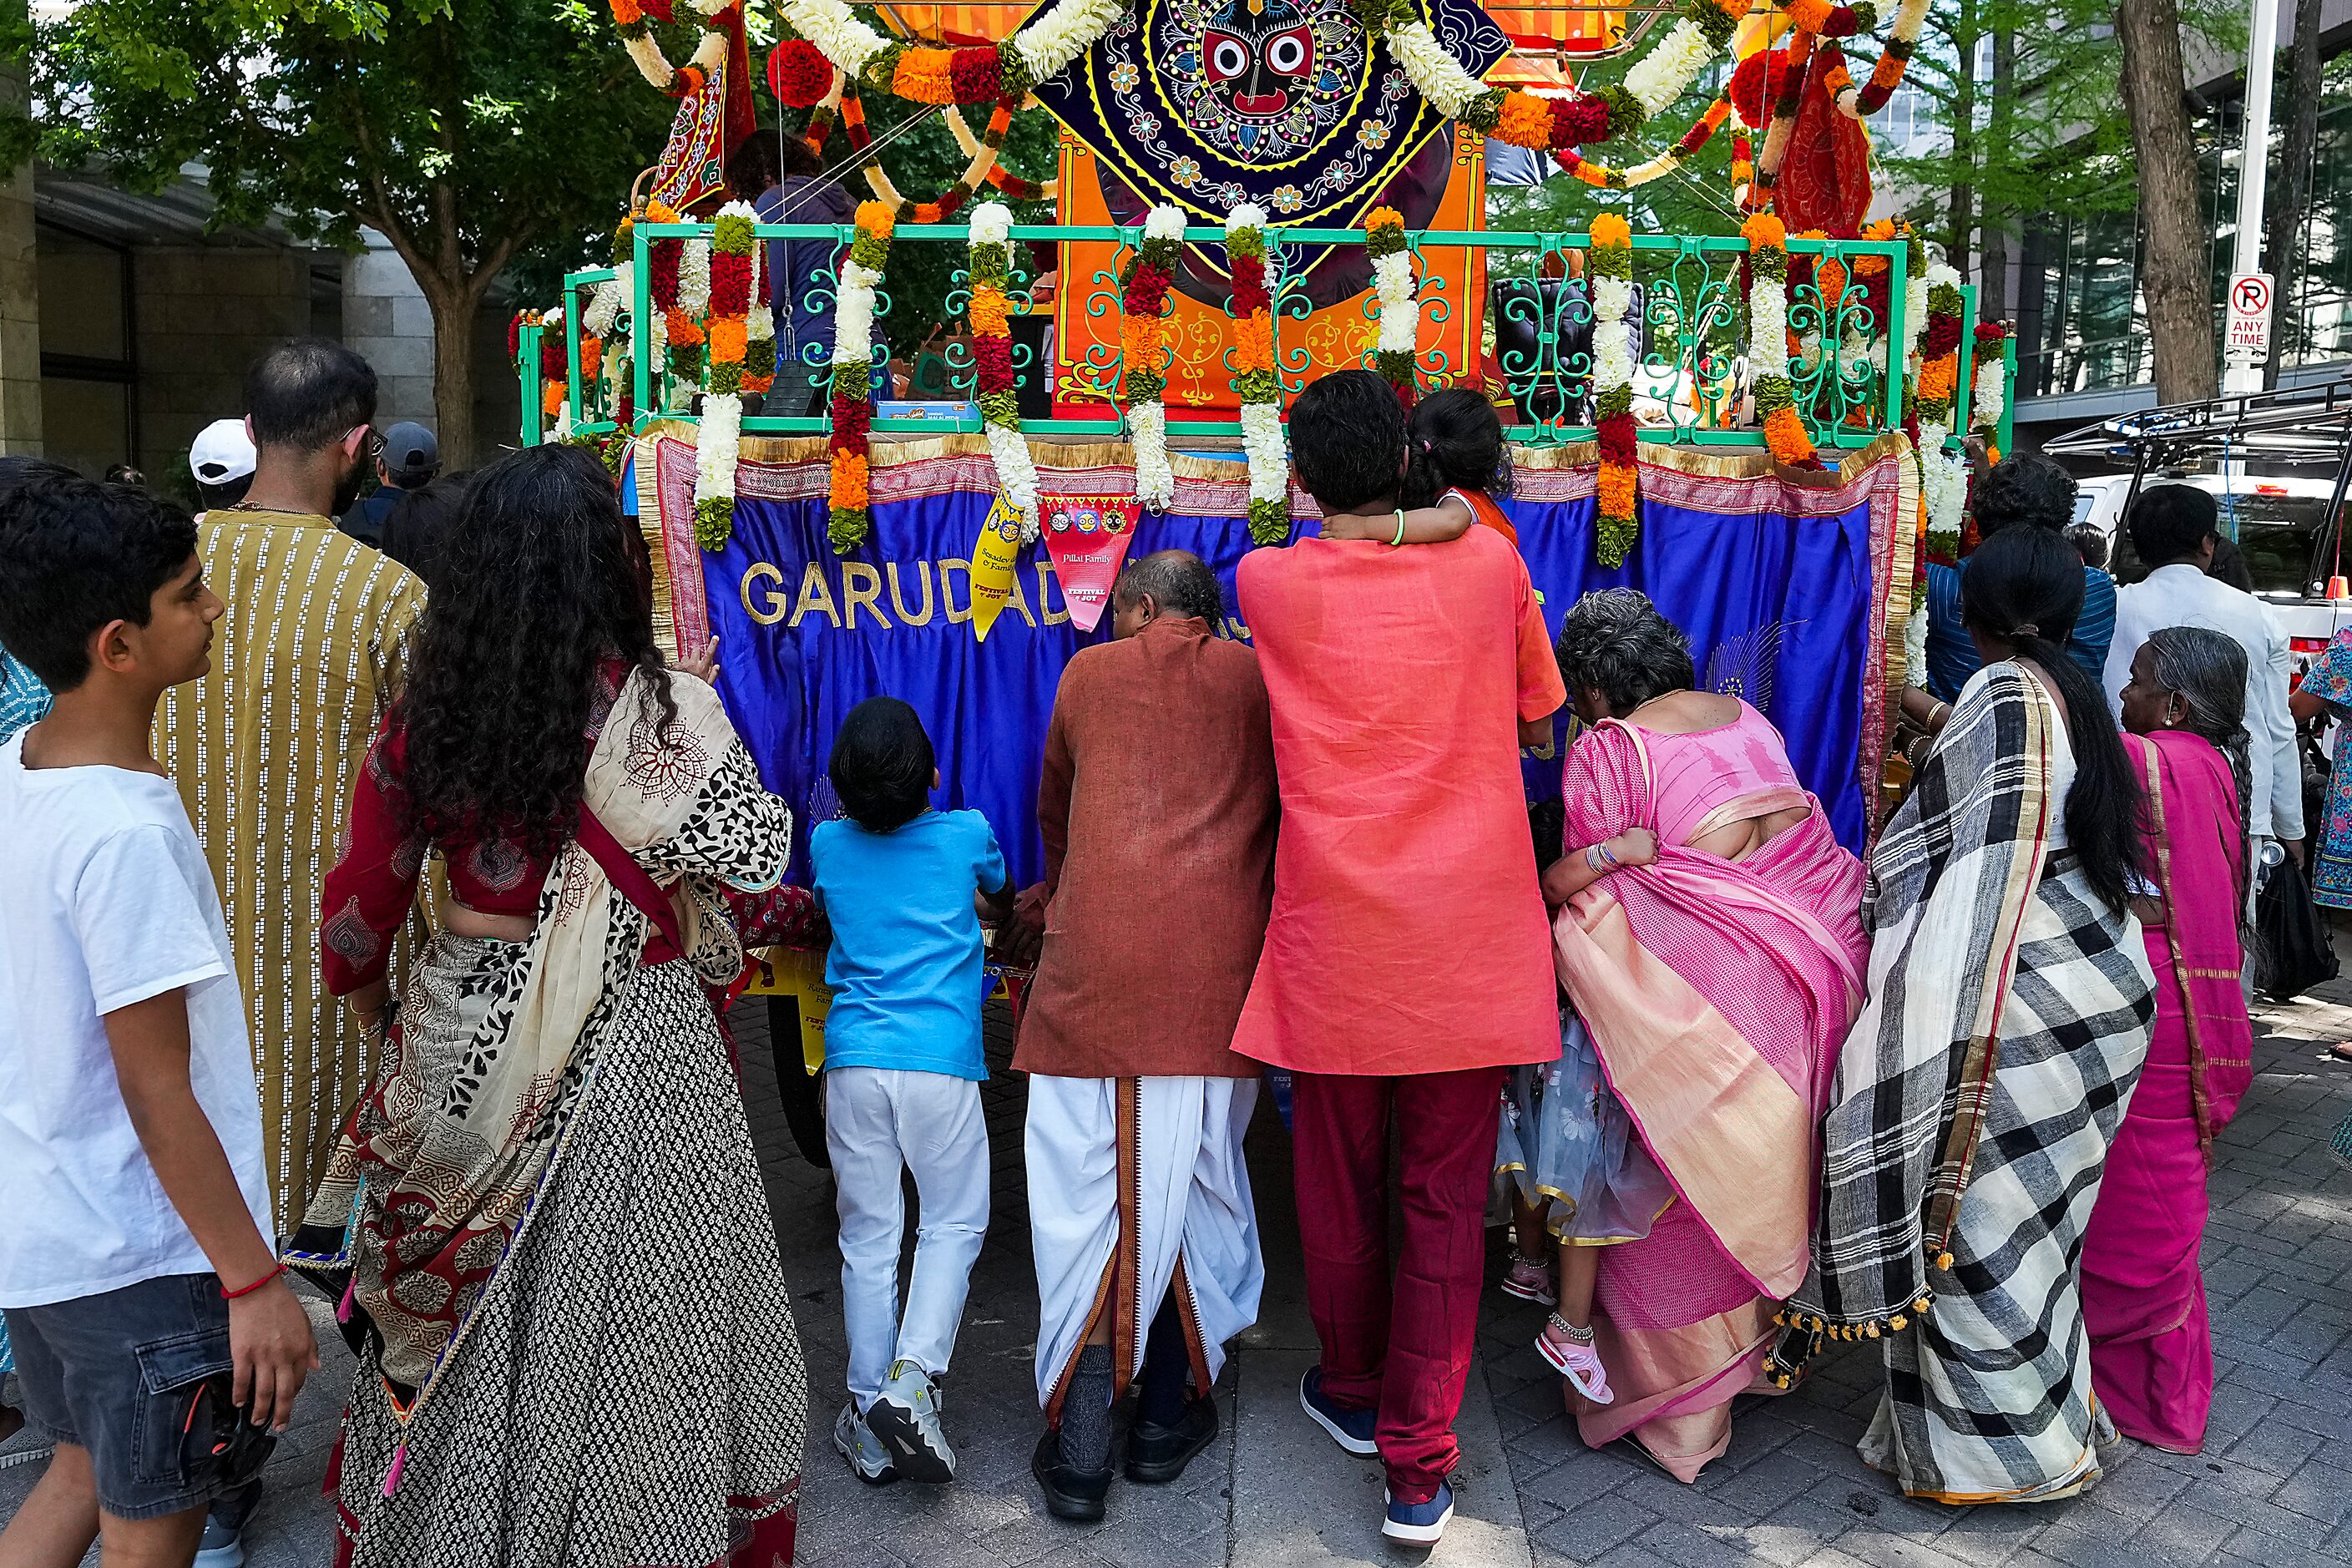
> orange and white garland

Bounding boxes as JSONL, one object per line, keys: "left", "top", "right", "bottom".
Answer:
{"left": 1744, "top": 214, "right": 1822, "bottom": 470}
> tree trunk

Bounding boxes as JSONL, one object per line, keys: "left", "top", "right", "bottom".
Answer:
{"left": 2263, "top": 0, "right": 2325, "bottom": 387}
{"left": 1979, "top": 26, "right": 2016, "bottom": 321}
{"left": 1947, "top": 0, "right": 1979, "bottom": 274}
{"left": 420, "top": 279, "right": 483, "bottom": 471}
{"left": 2116, "top": 0, "right": 2218, "bottom": 402}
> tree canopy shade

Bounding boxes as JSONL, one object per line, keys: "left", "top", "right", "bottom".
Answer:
{"left": 28, "top": 0, "right": 684, "bottom": 465}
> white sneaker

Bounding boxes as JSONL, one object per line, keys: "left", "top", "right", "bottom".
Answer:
{"left": 833, "top": 1402, "right": 898, "bottom": 1485}
{"left": 867, "top": 1360, "right": 955, "bottom": 1483}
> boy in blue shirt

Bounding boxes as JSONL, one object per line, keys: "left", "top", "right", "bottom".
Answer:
{"left": 810, "top": 697, "right": 1015, "bottom": 1487}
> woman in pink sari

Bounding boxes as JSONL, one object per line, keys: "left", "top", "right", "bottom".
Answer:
{"left": 2083, "top": 626, "right": 2256, "bottom": 1453}
{"left": 1540, "top": 589, "right": 1869, "bottom": 1481}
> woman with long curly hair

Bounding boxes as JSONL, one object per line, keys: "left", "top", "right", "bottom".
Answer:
{"left": 288, "top": 443, "right": 807, "bottom": 1566}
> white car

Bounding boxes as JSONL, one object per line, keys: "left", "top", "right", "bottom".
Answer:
{"left": 2072, "top": 471, "right": 2352, "bottom": 654}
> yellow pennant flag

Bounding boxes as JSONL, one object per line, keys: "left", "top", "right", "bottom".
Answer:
{"left": 968, "top": 496, "right": 1024, "bottom": 642}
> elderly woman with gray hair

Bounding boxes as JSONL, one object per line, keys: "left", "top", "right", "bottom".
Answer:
{"left": 2080, "top": 625, "right": 2257, "bottom": 1454}
{"left": 1513, "top": 588, "right": 1868, "bottom": 1481}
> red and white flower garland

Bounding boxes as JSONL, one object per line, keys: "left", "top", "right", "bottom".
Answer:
{"left": 1122, "top": 205, "right": 1185, "bottom": 513}
{"left": 1970, "top": 322, "right": 2009, "bottom": 462}
{"left": 967, "top": 201, "right": 1041, "bottom": 542}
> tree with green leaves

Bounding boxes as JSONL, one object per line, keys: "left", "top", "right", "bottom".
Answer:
{"left": 1876, "top": 0, "right": 2143, "bottom": 318}
{"left": 31, "top": 0, "right": 685, "bottom": 464}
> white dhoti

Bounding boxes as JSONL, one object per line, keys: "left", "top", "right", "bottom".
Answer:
{"left": 1024, "top": 1074, "right": 1263, "bottom": 1414}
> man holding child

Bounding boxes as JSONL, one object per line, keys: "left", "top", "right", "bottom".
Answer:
{"left": 1234, "top": 370, "right": 1566, "bottom": 1545}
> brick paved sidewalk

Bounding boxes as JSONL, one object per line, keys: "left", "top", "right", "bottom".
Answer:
{"left": 8, "top": 984, "right": 2349, "bottom": 1567}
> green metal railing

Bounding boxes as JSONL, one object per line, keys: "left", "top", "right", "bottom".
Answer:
{"left": 524, "top": 222, "right": 1997, "bottom": 458}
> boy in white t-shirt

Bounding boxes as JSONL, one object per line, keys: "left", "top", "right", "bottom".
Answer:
{"left": 0, "top": 474, "right": 316, "bottom": 1566}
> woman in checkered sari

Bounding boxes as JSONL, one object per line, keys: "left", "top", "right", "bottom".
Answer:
{"left": 1772, "top": 529, "right": 2157, "bottom": 1503}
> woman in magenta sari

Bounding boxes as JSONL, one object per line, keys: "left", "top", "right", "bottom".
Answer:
{"left": 2083, "top": 626, "right": 2256, "bottom": 1454}
{"left": 1540, "top": 589, "right": 1869, "bottom": 1481}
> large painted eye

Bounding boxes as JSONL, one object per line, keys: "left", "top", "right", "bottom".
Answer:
{"left": 1262, "top": 26, "right": 1313, "bottom": 75}
{"left": 1206, "top": 32, "right": 1250, "bottom": 78}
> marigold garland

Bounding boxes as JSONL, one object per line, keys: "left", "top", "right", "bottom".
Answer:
{"left": 1227, "top": 205, "right": 1289, "bottom": 546}
{"left": 1588, "top": 214, "right": 1640, "bottom": 567}
{"left": 828, "top": 201, "right": 893, "bottom": 553}
{"left": 690, "top": 200, "right": 764, "bottom": 552}
{"left": 1744, "top": 213, "right": 1823, "bottom": 471}
{"left": 1555, "top": 95, "right": 1732, "bottom": 189}
{"left": 1123, "top": 205, "right": 1185, "bottom": 513}
{"left": 1913, "top": 264, "right": 1965, "bottom": 428}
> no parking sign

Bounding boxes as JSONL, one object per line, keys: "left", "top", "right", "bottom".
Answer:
{"left": 2228, "top": 271, "right": 2274, "bottom": 366}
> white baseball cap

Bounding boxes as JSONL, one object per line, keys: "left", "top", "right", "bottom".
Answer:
{"left": 190, "top": 418, "right": 258, "bottom": 486}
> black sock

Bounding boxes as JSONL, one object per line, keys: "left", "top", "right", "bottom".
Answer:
{"left": 1138, "top": 1291, "right": 1192, "bottom": 1429}
{"left": 1061, "top": 1344, "right": 1114, "bottom": 1471}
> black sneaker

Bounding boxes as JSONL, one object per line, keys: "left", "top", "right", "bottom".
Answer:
{"left": 1032, "top": 1427, "right": 1115, "bottom": 1521}
{"left": 1125, "top": 1395, "right": 1219, "bottom": 1485}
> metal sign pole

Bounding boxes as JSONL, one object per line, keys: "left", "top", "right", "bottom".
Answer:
{"left": 2224, "top": 0, "right": 2281, "bottom": 397}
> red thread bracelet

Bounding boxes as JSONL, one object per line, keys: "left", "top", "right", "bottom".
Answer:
{"left": 221, "top": 1262, "right": 285, "bottom": 1300}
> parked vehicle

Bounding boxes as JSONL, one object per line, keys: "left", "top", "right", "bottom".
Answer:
{"left": 2046, "top": 382, "right": 2352, "bottom": 654}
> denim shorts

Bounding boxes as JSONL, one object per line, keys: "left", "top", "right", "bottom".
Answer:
{"left": 5, "top": 1273, "right": 276, "bottom": 1520}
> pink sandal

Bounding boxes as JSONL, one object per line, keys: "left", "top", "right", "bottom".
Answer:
{"left": 1501, "top": 1253, "right": 1556, "bottom": 1308}
{"left": 1538, "top": 1314, "right": 1614, "bottom": 1404}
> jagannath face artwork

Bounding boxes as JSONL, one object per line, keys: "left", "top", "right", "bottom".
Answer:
{"left": 1164, "top": 0, "right": 1361, "bottom": 163}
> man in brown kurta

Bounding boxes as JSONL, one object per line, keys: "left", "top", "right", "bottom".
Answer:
{"left": 1014, "top": 550, "right": 1277, "bottom": 1520}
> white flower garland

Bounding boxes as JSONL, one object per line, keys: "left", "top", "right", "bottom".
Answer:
{"left": 834, "top": 259, "right": 882, "bottom": 369}
{"left": 622, "top": 11, "right": 730, "bottom": 93}
{"left": 775, "top": 0, "right": 1120, "bottom": 89}
{"left": 1378, "top": 3, "right": 1726, "bottom": 134}
{"left": 1748, "top": 265, "right": 1789, "bottom": 380}
{"left": 1228, "top": 204, "right": 1289, "bottom": 544}
{"left": 695, "top": 392, "right": 742, "bottom": 536}
{"left": 1918, "top": 417, "right": 1967, "bottom": 555}
{"left": 1900, "top": 275, "right": 1930, "bottom": 374}
{"left": 1129, "top": 204, "right": 1186, "bottom": 513}
{"left": 678, "top": 233, "right": 711, "bottom": 320}
{"left": 1130, "top": 402, "right": 1173, "bottom": 513}
{"left": 1241, "top": 400, "right": 1287, "bottom": 529}
{"left": 1384, "top": 20, "right": 1485, "bottom": 118}
{"left": 1621, "top": 18, "right": 1718, "bottom": 119}
{"left": 584, "top": 260, "right": 633, "bottom": 340}
{"left": 1970, "top": 344, "right": 2006, "bottom": 448}
{"left": 1593, "top": 275, "right": 1636, "bottom": 392}
{"left": 1373, "top": 250, "right": 1418, "bottom": 357}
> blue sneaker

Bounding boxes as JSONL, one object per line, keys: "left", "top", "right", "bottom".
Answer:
{"left": 1382, "top": 1480, "right": 1455, "bottom": 1545}
{"left": 1297, "top": 1367, "right": 1378, "bottom": 1457}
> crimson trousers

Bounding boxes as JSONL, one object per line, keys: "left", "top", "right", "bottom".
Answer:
{"left": 1289, "top": 1065, "right": 1502, "bottom": 1499}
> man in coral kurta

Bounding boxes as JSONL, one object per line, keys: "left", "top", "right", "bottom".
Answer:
{"left": 1017, "top": 550, "right": 1279, "bottom": 1521}
{"left": 1233, "top": 371, "right": 1563, "bottom": 1546}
